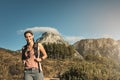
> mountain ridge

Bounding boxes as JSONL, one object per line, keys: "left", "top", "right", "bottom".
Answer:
{"left": 36, "top": 32, "right": 69, "bottom": 46}
{"left": 73, "top": 38, "right": 120, "bottom": 63}
{"left": 1, "top": 36, "right": 120, "bottom": 79}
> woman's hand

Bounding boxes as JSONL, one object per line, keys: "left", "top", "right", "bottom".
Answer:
{"left": 34, "top": 58, "right": 42, "bottom": 62}
{"left": 23, "top": 60, "right": 26, "bottom": 64}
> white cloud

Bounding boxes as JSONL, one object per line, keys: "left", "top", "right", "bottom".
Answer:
{"left": 101, "top": 34, "right": 113, "bottom": 38}
{"left": 18, "top": 27, "right": 60, "bottom": 35}
{"left": 101, "top": 34, "right": 120, "bottom": 40}
{"left": 64, "top": 36, "right": 84, "bottom": 44}
{"left": 18, "top": 26, "right": 84, "bottom": 44}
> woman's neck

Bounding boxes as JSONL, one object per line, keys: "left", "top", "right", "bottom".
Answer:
{"left": 27, "top": 41, "right": 34, "bottom": 47}
{"left": 27, "top": 42, "right": 34, "bottom": 51}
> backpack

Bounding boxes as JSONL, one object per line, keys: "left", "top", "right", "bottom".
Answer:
{"left": 22, "top": 42, "right": 39, "bottom": 60}
{"left": 22, "top": 42, "right": 42, "bottom": 72}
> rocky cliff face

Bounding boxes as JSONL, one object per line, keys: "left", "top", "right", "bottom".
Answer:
{"left": 73, "top": 38, "right": 120, "bottom": 62}
{"left": 37, "top": 32, "right": 120, "bottom": 61}
{"left": 36, "top": 32, "right": 69, "bottom": 45}
{"left": 36, "top": 32, "right": 83, "bottom": 59}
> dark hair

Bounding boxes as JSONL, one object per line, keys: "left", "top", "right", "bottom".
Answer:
{"left": 24, "top": 30, "right": 35, "bottom": 44}
{"left": 24, "top": 30, "right": 33, "bottom": 37}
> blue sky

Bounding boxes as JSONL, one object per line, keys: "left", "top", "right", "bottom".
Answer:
{"left": 0, "top": 0, "right": 120, "bottom": 51}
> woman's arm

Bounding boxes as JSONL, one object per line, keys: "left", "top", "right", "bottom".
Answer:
{"left": 38, "top": 43, "right": 47, "bottom": 60}
{"left": 35, "top": 43, "right": 47, "bottom": 62}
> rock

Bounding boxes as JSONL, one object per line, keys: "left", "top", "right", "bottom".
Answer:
{"left": 73, "top": 38, "right": 120, "bottom": 63}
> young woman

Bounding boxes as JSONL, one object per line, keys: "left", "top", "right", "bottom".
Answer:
{"left": 22, "top": 30, "right": 47, "bottom": 80}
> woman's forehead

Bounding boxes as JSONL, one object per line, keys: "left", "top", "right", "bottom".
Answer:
{"left": 25, "top": 33, "right": 33, "bottom": 37}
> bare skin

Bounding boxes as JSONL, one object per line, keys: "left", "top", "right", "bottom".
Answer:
{"left": 25, "top": 32, "right": 47, "bottom": 62}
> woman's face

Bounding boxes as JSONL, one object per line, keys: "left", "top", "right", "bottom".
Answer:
{"left": 25, "top": 33, "right": 34, "bottom": 44}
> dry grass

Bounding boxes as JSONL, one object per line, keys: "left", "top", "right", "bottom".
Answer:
{"left": 0, "top": 48, "right": 69, "bottom": 79}
{"left": 44, "top": 78, "right": 60, "bottom": 80}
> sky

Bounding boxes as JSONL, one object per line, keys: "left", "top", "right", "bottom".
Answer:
{"left": 0, "top": 0, "right": 120, "bottom": 51}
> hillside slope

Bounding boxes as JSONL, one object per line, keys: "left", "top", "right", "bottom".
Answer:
{"left": 73, "top": 38, "right": 120, "bottom": 63}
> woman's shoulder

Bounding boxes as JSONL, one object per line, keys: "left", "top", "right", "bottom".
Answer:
{"left": 22, "top": 44, "right": 27, "bottom": 50}
{"left": 37, "top": 42, "right": 44, "bottom": 49}
{"left": 37, "top": 42, "right": 43, "bottom": 46}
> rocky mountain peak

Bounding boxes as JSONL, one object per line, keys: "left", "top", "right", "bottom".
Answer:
{"left": 36, "top": 32, "right": 69, "bottom": 45}
{"left": 73, "top": 38, "right": 120, "bottom": 62}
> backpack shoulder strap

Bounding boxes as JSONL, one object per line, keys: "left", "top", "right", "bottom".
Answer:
{"left": 33, "top": 42, "right": 40, "bottom": 58}
{"left": 22, "top": 45, "right": 27, "bottom": 60}
{"left": 34, "top": 42, "right": 42, "bottom": 72}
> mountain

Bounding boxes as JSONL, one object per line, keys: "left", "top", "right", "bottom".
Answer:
{"left": 36, "top": 32, "right": 69, "bottom": 45}
{"left": 1, "top": 37, "right": 120, "bottom": 79}
{"left": 36, "top": 32, "right": 82, "bottom": 59}
{"left": 73, "top": 38, "right": 120, "bottom": 63}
